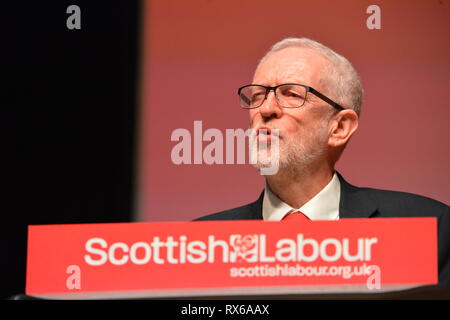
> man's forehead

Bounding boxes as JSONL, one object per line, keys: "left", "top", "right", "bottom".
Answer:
{"left": 253, "top": 60, "right": 310, "bottom": 81}
{"left": 252, "top": 47, "right": 326, "bottom": 85}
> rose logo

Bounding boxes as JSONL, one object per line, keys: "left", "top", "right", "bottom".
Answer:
{"left": 230, "top": 235, "right": 257, "bottom": 262}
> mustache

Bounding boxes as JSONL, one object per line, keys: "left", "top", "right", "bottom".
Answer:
{"left": 249, "top": 121, "right": 281, "bottom": 137}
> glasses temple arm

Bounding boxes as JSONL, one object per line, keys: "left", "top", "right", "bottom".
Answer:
{"left": 308, "top": 87, "right": 345, "bottom": 111}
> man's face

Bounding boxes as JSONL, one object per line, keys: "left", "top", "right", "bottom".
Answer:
{"left": 249, "top": 47, "right": 333, "bottom": 172}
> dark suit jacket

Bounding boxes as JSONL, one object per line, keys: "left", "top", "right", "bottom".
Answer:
{"left": 197, "top": 172, "right": 450, "bottom": 288}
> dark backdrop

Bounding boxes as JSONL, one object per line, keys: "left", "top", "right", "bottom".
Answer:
{"left": 2, "top": 1, "right": 140, "bottom": 299}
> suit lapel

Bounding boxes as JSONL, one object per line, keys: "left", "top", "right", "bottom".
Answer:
{"left": 246, "top": 191, "right": 264, "bottom": 220}
{"left": 337, "top": 172, "right": 378, "bottom": 218}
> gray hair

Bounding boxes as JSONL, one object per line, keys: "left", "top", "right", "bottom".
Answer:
{"left": 259, "top": 37, "right": 363, "bottom": 115}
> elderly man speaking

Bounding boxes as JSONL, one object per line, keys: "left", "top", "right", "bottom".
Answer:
{"left": 196, "top": 37, "right": 449, "bottom": 287}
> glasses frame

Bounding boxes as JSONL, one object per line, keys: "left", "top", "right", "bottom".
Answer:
{"left": 237, "top": 83, "right": 345, "bottom": 111}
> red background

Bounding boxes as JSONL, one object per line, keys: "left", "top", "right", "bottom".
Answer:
{"left": 136, "top": 0, "right": 450, "bottom": 222}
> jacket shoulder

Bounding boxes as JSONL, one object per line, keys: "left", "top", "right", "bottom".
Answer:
{"left": 361, "top": 187, "right": 448, "bottom": 217}
{"left": 195, "top": 193, "right": 263, "bottom": 221}
{"left": 195, "top": 205, "right": 251, "bottom": 221}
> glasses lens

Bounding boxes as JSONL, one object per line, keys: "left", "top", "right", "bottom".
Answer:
{"left": 239, "top": 85, "right": 266, "bottom": 109}
{"left": 277, "top": 84, "right": 307, "bottom": 108}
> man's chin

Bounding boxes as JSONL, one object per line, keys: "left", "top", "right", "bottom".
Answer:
{"left": 251, "top": 158, "right": 281, "bottom": 176}
{"left": 251, "top": 161, "right": 273, "bottom": 170}
{"left": 251, "top": 154, "right": 311, "bottom": 173}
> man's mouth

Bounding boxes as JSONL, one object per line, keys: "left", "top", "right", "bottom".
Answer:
{"left": 254, "top": 126, "right": 280, "bottom": 143}
{"left": 256, "top": 126, "right": 272, "bottom": 136}
{"left": 257, "top": 126, "right": 281, "bottom": 136}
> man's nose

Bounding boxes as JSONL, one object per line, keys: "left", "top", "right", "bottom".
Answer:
{"left": 259, "top": 91, "right": 282, "bottom": 119}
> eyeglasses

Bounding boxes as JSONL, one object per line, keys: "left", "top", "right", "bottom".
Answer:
{"left": 237, "top": 83, "right": 345, "bottom": 111}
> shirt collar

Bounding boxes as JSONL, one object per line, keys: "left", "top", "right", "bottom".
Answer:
{"left": 262, "top": 172, "right": 341, "bottom": 221}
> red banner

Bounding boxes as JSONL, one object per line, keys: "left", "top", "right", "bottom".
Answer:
{"left": 26, "top": 218, "right": 437, "bottom": 299}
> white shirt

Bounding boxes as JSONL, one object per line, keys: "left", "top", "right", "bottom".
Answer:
{"left": 262, "top": 172, "right": 341, "bottom": 221}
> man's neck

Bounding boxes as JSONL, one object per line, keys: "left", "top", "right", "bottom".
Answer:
{"left": 265, "top": 164, "right": 334, "bottom": 209}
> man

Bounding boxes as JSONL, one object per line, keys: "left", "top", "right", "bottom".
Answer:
{"left": 196, "top": 37, "right": 449, "bottom": 287}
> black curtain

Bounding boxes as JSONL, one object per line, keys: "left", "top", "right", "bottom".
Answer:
{"left": 2, "top": 1, "right": 141, "bottom": 299}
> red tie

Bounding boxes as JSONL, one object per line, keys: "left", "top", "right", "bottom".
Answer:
{"left": 282, "top": 211, "right": 310, "bottom": 221}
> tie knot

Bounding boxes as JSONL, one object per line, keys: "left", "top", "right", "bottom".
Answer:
{"left": 282, "top": 211, "right": 310, "bottom": 221}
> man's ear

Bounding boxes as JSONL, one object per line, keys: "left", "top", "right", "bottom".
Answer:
{"left": 328, "top": 109, "right": 359, "bottom": 148}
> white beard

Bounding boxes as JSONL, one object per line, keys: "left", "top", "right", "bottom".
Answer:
{"left": 248, "top": 129, "right": 280, "bottom": 175}
{"left": 251, "top": 121, "right": 329, "bottom": 175}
